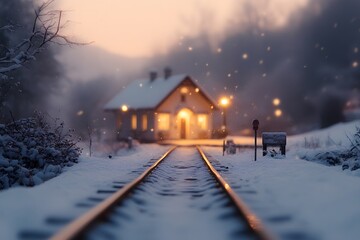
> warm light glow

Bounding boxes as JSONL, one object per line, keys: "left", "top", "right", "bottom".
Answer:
{"left": 195, "top": 88, "right": 200, "bottom": 93}
{"left": 242, "top": 53, "right": 248, "bottom": 59}
{"left": 220, "top": 97, "right": 230, "bottom": 107}
{"left": 273, "top": 98, "right": 281, "bottom": 106}
{"left": 197, "top": 114, "right": 208, "bottom": 130}
{"left": 131, "top": 114, "right": 137, "bottom": 129}
{"left": 142, "top": 114, "right": 148, "bottom": 131}
{"left": 121, "top": 105, "right": 128, "bottom": 112}
{"left": 179, "top": 110, "right": 189, "bottom": 118}
{"left": 60, "top": 0, "right": 310, "bottom": 57}
{"left": 274, "top": 109, "right": 282, "bottom": 117}
{"left": 352, "top": 61, "right": 358, "bottom": 68}
{"left": 180, "top": 87, "right": 189, "bottom": 94}
{"left": 157, "top": 113, "right": 170, "bottom": 130}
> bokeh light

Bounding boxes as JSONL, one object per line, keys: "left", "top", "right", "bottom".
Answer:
{"left": 274, "top": 109, "right": 282, "bottom": 117}
{"left": 273, "top": 98, "right": 281, "bottom": 106}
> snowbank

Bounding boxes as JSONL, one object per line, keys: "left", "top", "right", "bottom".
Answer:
{"left": 0, "top": 144, "right": 169, "bottom": 240}
{"left": 202, "top": 120, "right": 360, "bottom": 239}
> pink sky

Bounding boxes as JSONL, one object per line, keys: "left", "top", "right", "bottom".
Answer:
{"left": 58, "top": 0, "right": 311, "bottom": 57}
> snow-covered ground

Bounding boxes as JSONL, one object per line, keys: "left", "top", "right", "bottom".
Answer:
{"left": 203, "top": 120, "right": 360, "bottom": 240}
{"left": 0, "top": 120, "right": 359, "bottom": 240}
{"left": 0, "top": 144, "right": 170, "bottom": 240}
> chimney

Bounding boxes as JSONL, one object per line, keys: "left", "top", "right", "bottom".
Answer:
{"left": 164, "top": 67, "right": 172, "bottom": 79}
{"left": 149, "top": 71, "right": 157, "bottom": 82}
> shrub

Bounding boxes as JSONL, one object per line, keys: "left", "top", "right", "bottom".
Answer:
{"left": 349, "top": 126, "right": 360, "bottom": 158}
{"left": 303, "top": 137, "right": 320, "bottom": 149}
{"left": 0, "top": 113, "right": 81, "bottom": 189}
{"left": 300, "top": 126, "right": 360, "bottom": 171}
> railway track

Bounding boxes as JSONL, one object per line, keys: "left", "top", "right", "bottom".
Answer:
{"left": 47, "top": 146, "right": 273, "bottom": 240}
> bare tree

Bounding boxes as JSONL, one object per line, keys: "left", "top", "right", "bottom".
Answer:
{"left": 0, "top": 0, "right": 81, "bottom": 79}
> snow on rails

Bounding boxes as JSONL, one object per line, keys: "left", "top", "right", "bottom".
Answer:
{"left": 38, "top": 146, "right": 273, "bottom": 240}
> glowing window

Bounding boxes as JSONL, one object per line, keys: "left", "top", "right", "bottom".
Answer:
{"left": 180, "top": 87, "right": 189, "bottom": 94}
{"left": 142, "top": 114, "right": 148, "bottom": 131}
{"left": 197, "top": 114, "right": 208, "bottom": 130}
{"left": 157, "top": 113, "right": 170, "bottom": 130}
{"left": 131, "top": 114, "right": 137, "bottom": 130}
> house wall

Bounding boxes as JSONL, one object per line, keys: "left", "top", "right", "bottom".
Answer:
{"left": 155, "top": 81, "right": 214, "bottom": 140}
{"left": 115, "top": 110, "right": 156, "bottom": 142}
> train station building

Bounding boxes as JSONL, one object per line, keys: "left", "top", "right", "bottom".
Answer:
{"left": 104, "top": 69, "right": 218, "bottom": 142}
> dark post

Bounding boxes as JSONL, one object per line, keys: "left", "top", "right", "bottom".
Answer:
{"left": 223, "top": 108, "right": 227, "bottom": 128}
{"left": 252, "top": 119, "right": 259, "bottom": 161}
{"left": 222, "top": 140, "right": 225, "bottom": 156}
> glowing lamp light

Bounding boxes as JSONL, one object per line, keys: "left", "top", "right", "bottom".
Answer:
{"left": 274, "top": 109, "right": 282, "bottom": 117}
{"left": 273, "top": 98, "right": 281, "bottom": 106}
{"left": 195, "top": 88, "right": 200, "bottom": 93}
{"left": 179, "top": 110, "right": 188, "bottom": 118}
{"left": 121, "top": 105, "right": 128, "bottom": 112}
{"left": 220, "top": 97, "right": 230, "bottom": 107}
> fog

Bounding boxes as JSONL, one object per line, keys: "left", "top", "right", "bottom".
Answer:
{"left": 1, "top": 0, "right": 359, "bottom": 137}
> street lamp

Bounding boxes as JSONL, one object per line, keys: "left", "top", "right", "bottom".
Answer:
{"left": 219, "top": 97, "right": 230, "bottom": 135}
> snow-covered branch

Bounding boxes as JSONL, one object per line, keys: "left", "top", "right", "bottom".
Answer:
{"left": 0, "top": 0, "right": 83, "bottom": 80}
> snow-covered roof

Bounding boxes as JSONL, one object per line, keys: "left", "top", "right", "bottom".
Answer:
{"left": 104, "top": 74, "right": 215, "bottom": 110}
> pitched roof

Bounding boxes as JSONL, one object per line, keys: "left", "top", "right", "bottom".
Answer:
{"left": 104, "top": 74, "right": 216, "bottom": 110}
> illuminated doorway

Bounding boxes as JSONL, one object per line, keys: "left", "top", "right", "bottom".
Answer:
{"left": 180, "top": 118, "right": 186, "bottom": 139}
{"left": 177, "top": 108, "right": 192, "bottom": 139}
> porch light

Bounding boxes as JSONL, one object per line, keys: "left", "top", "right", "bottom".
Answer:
{"left": 121, "top": 105, "right": 128, "bottom": 112}
{"left": 179, "top": 110, "right": 189, "bottom": 118}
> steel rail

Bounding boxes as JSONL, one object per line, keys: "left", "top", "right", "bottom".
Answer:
{"left": 50, "top": 146, "right": 177, "bottom": 240}
{"left": 196, "top": 146, "right": 275, "bottom": 240}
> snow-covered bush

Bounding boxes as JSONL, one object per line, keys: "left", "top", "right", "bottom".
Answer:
{"left": 349, "top": 127, "right": 360, "bottom": 158}
{"left": 303, "top": 137, "right": 321, "bottom": 149}
{"left": 0, "top": 114, "right": 81, "bottom": 189}
{"left": 299, "top": 126, "right": 359, "bottom": 171}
